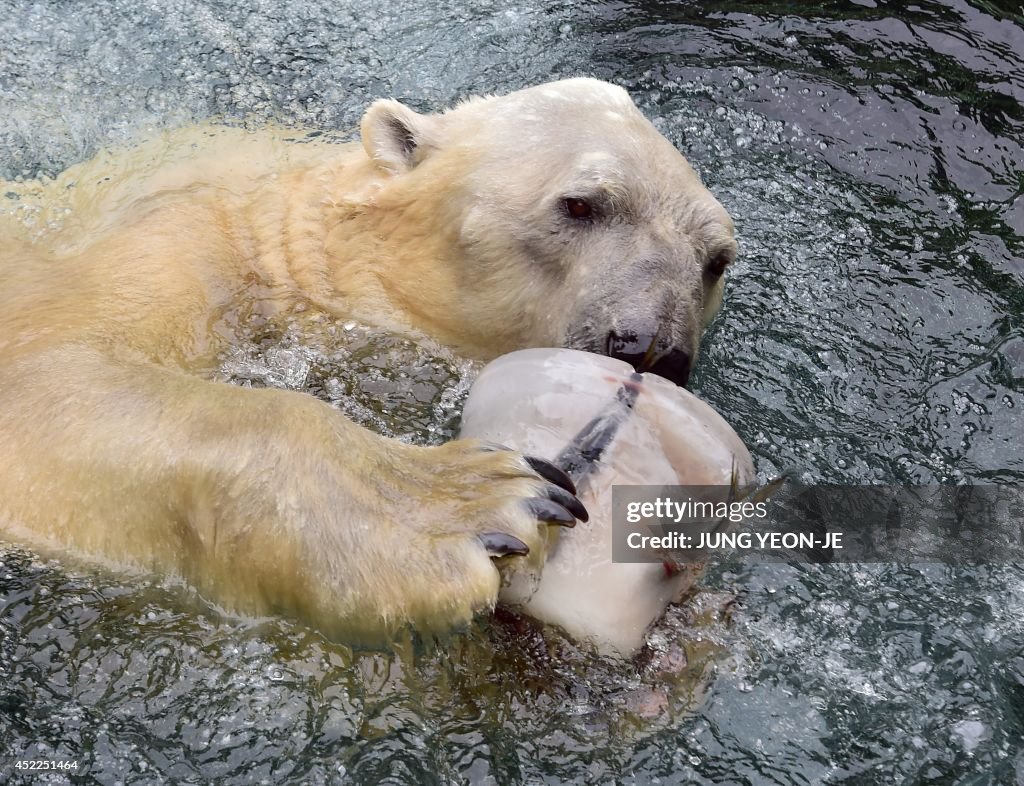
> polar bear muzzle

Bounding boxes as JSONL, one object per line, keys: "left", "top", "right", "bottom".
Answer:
{"left": 605, "top": 328, "right": 693, "bottom": 388}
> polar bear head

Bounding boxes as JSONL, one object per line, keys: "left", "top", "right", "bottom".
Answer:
{"left": 359, "top": 78, "right": 737, "bottom": 387}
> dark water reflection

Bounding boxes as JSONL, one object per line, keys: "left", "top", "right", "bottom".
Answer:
{"left": 1, "top": 0, "right": 1022, "bottom": 783}
{"left": 590, "top": 1, "right": 1024, "bottom": 486}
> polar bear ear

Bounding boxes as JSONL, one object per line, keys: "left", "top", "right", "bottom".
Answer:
{"left": 360, "top": 99, "right": 438, "bottom": 174}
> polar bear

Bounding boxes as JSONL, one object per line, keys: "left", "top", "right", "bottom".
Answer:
{"left": 0, "top": 79, "right": 738, "bottom": 642}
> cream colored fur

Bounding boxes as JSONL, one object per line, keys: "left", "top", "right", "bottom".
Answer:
{"left": 0, "top": 79, "right": 736, "bottom": 641}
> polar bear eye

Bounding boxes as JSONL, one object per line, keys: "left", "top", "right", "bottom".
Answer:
{"left": 563, "top": 197, "right": 594, "bottom": 221}
{"left": 706, "top": 254, "right": 731, "bottom": 278}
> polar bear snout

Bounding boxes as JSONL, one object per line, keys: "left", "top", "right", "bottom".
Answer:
{"left": 605, "top": 328, "right": 693, "bottom": 388}
{"left": 561, "top": 304, "right": 702, "bottom": 389}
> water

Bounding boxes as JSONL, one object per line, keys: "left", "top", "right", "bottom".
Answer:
{"left": 1, "top": 0, "right": 1023, "bottom": 783}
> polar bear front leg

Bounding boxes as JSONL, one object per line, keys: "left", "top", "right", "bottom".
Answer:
{"left": 0, "top": 344, "right": 586, "bottom": 641}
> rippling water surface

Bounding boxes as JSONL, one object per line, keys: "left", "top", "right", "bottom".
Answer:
{"left": 1, "top": 0, "right": 1022, "bottom": 783}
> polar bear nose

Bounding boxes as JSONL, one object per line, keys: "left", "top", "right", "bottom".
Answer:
{"left": 605, "top": 330, "right": 692, "bottom": 387}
